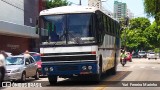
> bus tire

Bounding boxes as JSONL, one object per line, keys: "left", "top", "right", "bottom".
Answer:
{"left": 48, "top": 75, "right": 57, "bottom": 85}
{"left": 93, "top": 74, "right": 101, "bottom": 83}
{"left": 93, "top": 55, "right": 102, "bottom": 82}
{"left": 110, "top": 66, "right": 116, "bottom": 75}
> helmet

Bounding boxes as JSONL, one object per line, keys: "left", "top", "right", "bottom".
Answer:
{"left": 122, "top": 50, "right": 125, "bottom": 53}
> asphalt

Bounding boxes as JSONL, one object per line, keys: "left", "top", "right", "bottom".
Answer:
{"left": 1, "top": 58, "right": 160, "bottom": 90}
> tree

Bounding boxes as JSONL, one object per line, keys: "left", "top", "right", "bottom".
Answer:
{"left": 121, "top": 17, "right": 151, "bottom": 51}
{"left": 144, "top": 22, "right": 159, "bottom": 47}
{"left": 46, "top": 0, "right": 71, "bottom": 9}
{"left": 129, "top": 17, "right": 151, "bottom": 31}
{"left": 144, "top": 0, "right": 160, "bottom": 25}
{"left": 144, "top": 0, "right": 160, "bottom": 55}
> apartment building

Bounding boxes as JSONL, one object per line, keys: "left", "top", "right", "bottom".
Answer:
{"left": 114, "top": 1, "right": 127, "bottom": 20}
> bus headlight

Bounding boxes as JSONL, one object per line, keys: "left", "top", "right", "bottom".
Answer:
{"left": 82, "top": 66, "right": 87, "bottom": 70}
{"left": 44, "top": 67, "right": 48, "bottom": 71}
{"left": 88, "top": 66, "right": 92, "bottom": 70}
{"left": 50, "top": 67, "right": 54, "bottom": 71}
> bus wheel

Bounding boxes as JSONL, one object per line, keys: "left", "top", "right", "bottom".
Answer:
{"left": 48, "top": 75, "right": 57, "bottom": 85}
{"left": 88, "top": 74, "right": 101, "bottom": 83}
{"left": 110, "top": 66, "right": 116, "bottom": 75}
{"left": 93, "top": 56, "right": 102, "bottom": 82}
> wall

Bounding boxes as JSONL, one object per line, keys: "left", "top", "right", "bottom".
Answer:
{"left": 0, "top": 35, "right": 30, "bottom": 55}
{"left": 0, "top": 0, "right": 24, "bottom": 25}
{"left": 24, "top": 0, "right": 39, "bottom": 27}
{"left": 24, "top": 0, "right": 46, "bottom": 27}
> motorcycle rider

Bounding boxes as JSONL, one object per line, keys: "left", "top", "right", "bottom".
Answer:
{"left": 120, "top": 50, "right": 127, "bottom": 64}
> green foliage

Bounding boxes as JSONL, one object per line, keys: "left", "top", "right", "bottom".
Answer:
{"left": 121, "top": 17, "right": 160, "bottom": 52}
{"left": 144, "top": 0, "right": 156, "bottom": 17}
{"left": 144, "top": 22, "right": 160, "bottom": 48}
{"left": 121, "top": 17, "right": 152, "bottom": 51}
{"left": 46, "top": 0, "right": 71, "bottom": 9}
{"left": 129, "top": 17, "right": 151, "bottom": 31}
{"left": 144, "top": 0, "right": 160, "bottom": 25}
{"left": 154, "top": 48, "right": 160, "bottom": 53}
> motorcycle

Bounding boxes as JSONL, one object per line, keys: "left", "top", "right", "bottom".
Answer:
{"left": 120, "top": 57, "right": 126, "bottom": 66}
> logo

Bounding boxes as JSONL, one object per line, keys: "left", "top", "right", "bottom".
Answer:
{"left": 2, "top": 82, "right": 12, "bottom": 87}
{"left": 2, "top": 82, "right": 42, "bottom": 87}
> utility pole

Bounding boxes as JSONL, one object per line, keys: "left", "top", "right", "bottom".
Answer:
{"left": 124, "top": 17, "right": 129, "bottom": 51}
{"left": 79, "top": 0, "right": 81, "bottom": 5}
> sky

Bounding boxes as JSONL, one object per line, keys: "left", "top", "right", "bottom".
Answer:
{"left": 68, "top": 0, "right": 154, "bottom": 23}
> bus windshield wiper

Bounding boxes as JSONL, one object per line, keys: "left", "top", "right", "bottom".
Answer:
{"left": 52, "top": 29, "right": 83, "bottom": 45}
{"left": 53, "top": 30, "right": 67, "bottom": 45}
{"left": 67, "top": 32, "right": 83, "bottom": 44}
{"left": 67, "top": 28, "right": 85, "bottom": 44}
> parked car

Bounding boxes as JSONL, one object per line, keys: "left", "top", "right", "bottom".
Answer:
{"left": 4, "top": 51, "right": 12, "bottom": 57}
{"left": 132, "top": 53, "right": 139, "bottom": 58}
{"left": 138, "top": 51, "right": 147, "bottom": 58}
{"left": 30, "top": 52, "right": 42, "bottom": 75}
{"left": 148, "top": 52, "right": 157, "bottom": 60}
{"left": 4, "top": 55, "right": 39, "bottom": 82}
{"left": 21, "top": 52, "right": 42, "bottom": 75}
{"left": 125, "top": 52, "right": 132, "bottom": 62}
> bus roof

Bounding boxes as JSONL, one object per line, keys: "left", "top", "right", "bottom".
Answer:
{"left": 40, "top": 6, "right": 99, "bottom": 16}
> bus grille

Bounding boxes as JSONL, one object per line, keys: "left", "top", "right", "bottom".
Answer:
{"left": 41, "top": 55, "right": 96, "bottom": 61}
{"left": 57, "top": 65, "right": 78, "bottom": 71}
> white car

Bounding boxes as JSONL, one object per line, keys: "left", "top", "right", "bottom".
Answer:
{"left": 148, "top": 52, "right": 157, "bottom": 60}
{"left": 4, "top": 55, "right": 39, "bottom": 82}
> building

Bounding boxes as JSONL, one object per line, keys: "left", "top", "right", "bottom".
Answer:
{"left": 0, "top": 0, "right": 45, "bottom": 54}
{"left": 88, "top": 0, "right": 102, "bottom": 9}
{"left": 127, "top": 9, "right": 134, "bottom": 19}
{"left": 24, "top": 0, "right": 46, "bottom": 27}
{"left": 88, "top": 0, "right": 113, "bottom": 17}
{"left": 114, "top": 0, "right": 127, "bottom": 20}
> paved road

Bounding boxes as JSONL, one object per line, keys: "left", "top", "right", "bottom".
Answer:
{"left": 1, "top": 58, "right": 160, "bottom": 90}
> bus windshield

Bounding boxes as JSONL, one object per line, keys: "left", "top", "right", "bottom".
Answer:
{"left": 40, "top": 13, "right": 96, "bottom": 46}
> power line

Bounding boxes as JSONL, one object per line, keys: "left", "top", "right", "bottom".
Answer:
{"left": 1, "top": 0, "right": 24, "bottom": 11}
{"left": 101, "top": 0, "right": 113, "bottom": 12}
{"left": 1, "top": 0, "right": 38, "bottom": 26}
{"left": 1, "top": 0, "right": 40, "bottom": 16}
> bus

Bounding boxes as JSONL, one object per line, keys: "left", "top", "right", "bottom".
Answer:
{"left": 38, "top": 6, "right": 120, "bottom": 84}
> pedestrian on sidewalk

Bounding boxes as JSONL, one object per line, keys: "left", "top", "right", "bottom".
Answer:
{"left": 0, "top": 51, "right": 6, "bottom": 87}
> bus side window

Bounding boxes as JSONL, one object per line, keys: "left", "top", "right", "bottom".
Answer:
{"left": 96, "top": 11, "right": 104, "bottom": 44}
{"left": 118, "top": 23, "right": 120, "bottom": 37}
{"left": 109, "top": 18, "right": 112, "bottom": 34}
{"left": 114, "top": 21, "right": 118, "bottom": 36}
{"left": 111, "top": 20, "right": 114, "bottom": 35}
{"left": 103, "top": 14, "right": 107, "bottom": 33}
{"left": 113, "top": 21, "right": 117, "bottom": 36}
{"left": 113, "top": 21, "right": 115, "bottom": 35}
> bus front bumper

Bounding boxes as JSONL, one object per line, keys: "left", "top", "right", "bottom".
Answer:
{"left": 41, "top": 61, "right": 98, "bottom": 76}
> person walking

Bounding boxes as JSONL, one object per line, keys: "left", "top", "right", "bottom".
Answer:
{"left": 0, "top": 51, "right": 6, "bottom": 87}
